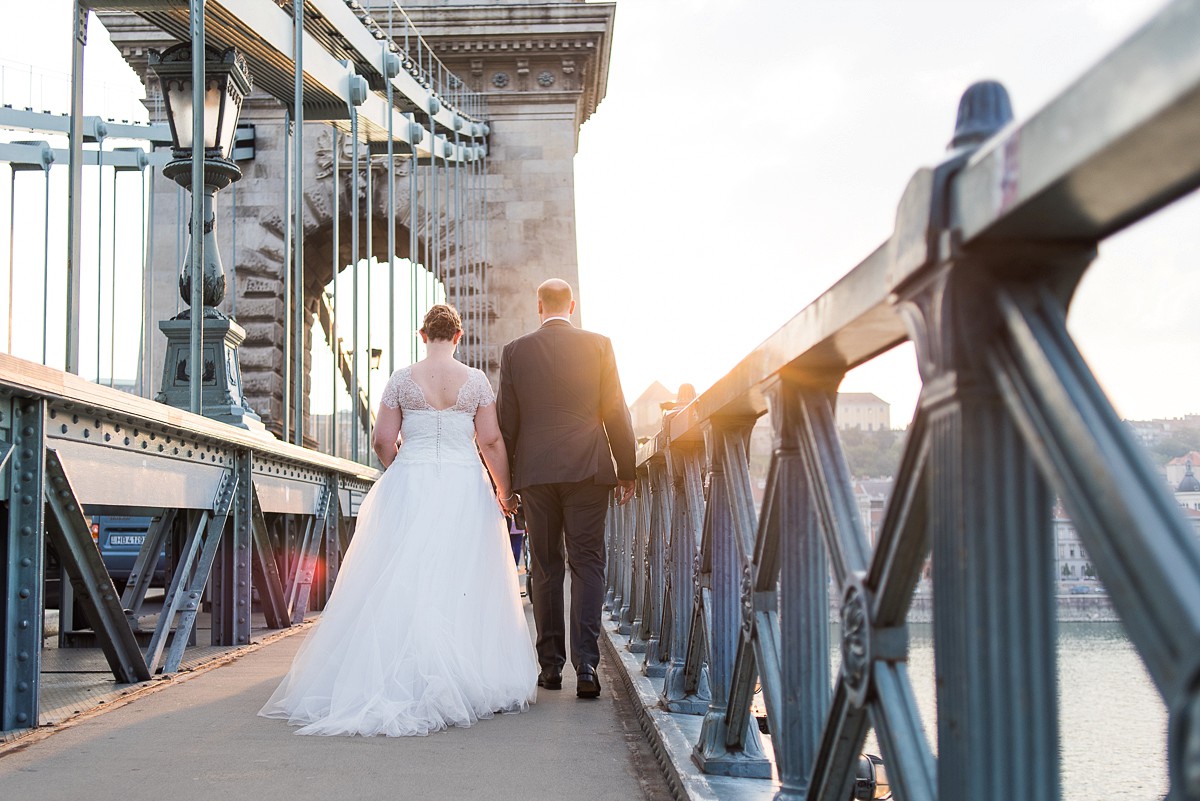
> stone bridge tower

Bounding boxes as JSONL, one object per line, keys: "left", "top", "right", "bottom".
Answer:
{"left": 101, "top": 1, "right": 614, "bottom": 440}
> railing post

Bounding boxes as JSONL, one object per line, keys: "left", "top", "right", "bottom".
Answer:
{"left": 617, "top": 491, "right": 635, "bottom": 635}
{"left": 765, "top": 378, "right": 831, "bottom": 799}
{"left": 641, "top": 455, "right": 669, "bottom": 677}
{"left": 603, "top": 498, "right": 617, "bottom": 613}
{"left": 660, "top": 440, "right": 710, "bottom": 714}
{"left": 692, "top": 418, "right": 771, "bottom": 778}
{"left": 211, "top": 449, "right": 253, "bottom": 646}
{"left": 627, "top": 469, "right": 651, "bottom": 654}
{"left": 607, "top": 495, "right": 623, "bottom": 620}
{"left": 899, "top": 262, "right": 1059, "bottom": 801}
{"left": 1, "top": 395, "right": 45, "bottom": 732}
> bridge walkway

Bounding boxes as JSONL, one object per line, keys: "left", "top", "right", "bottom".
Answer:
{"left": 0, "top": 599, "right": 673, "bottom": 801}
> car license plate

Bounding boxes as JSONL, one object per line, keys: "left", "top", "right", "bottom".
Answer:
{"left": 109, "top": 534, "right": 145, "bottom": 546}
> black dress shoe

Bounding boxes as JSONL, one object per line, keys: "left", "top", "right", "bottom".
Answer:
{"left": 576, "top": 664, "right": 601, "bottom": 698}
{"left": 538, "top": 667, "right": 562, "bottom": 690}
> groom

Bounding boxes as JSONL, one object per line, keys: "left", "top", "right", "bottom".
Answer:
{"left": 498, "top": 278, "right": 636, "bottom": 698}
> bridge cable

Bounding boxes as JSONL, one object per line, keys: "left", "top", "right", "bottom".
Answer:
{"left": 365, "top": 129, "right": 374, "bottom": 446}
{"left": 109, "top": 160, "right": 117, "bottom": 386}
{"left": 408, "top": 114, "right": 418, "bottom": 364}
{"left": 292, "top": 0, "right": 306, "bottom": 447}
{"left": 96, "top": 136, "right": 103, "bottom": 383}
{"left": 330, "top": 125, "right": 340, "bottom": 458}
{"left": 452, "top": 129, "right": 461, "bottom": 363}
{"left": 350, "top": 108, "right": 361, "bottom": 463}
{"left": 385, "top": 22, "right": 396, "bottom": 377}
{"left": 44, "top": 159, "right": 53, "bottom": 366}
{"left": 6, "top": 165, "right": 13, "bottom": 353}
{"left": 282, "top": 107, "right": 292, "bottom": 442}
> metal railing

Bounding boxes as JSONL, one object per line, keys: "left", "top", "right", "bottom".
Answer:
{"left": 0, "top": 353, "right": 377, "bottom": 733}
{"left": 604, "top": 2, "right": 1200, "bottom": 799}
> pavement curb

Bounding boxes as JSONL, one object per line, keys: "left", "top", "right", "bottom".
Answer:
{"left": 0, "top": 620, "right": 315, "bottom": 758}
{"left": 601, "top": 620, "right": 776, "bottom": 801}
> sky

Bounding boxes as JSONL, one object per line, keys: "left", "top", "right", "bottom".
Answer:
{"left": 1, "top": 0, "right": 1197, "bottom": 427}
{"left": 574, "top": 0, "right": 1197, "bottom": 427}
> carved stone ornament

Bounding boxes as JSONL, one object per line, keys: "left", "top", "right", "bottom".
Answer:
{"left": 492, "top": 72, "right": 509, "bottom": 88}
{"left": 537, "top": 70, "right": 555, "bottom": 87}
{"left": 740, "top": 563, "right": 754, "bottom": 635}
{"left": 840, "top": 582, "right": 870, "bottom": 707}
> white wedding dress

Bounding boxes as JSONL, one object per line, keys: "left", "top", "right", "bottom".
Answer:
{"left": 259, "top": 366, "right": 538, "bottom": 736}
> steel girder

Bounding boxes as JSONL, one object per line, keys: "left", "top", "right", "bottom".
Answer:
{"left": 0, "top": 359, "right": 376, "bottom": 734}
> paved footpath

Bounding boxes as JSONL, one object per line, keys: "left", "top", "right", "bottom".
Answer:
{"left": 0, "top": 601, "right": 671, "bottom": 801}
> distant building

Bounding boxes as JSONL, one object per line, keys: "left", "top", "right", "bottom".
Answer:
{"left": 836, "top": 393, "right": 890, "bottom": 431}
{"left": 1054, "top": 500, "right": 1092, "bottom": 581}
{"left": 1167, "top": 452, "right": 1200, "bottom": 488}
{"left": 854, "top": 477, "right": 893, "bottom": 547}
{"left": 1054, "top": 463, "right": 1200, "bottom": 583}
{"left": 628, "top": 381, "right": 679, "bottom": 440}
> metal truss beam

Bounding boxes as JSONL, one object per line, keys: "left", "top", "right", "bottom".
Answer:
{"left": 286, "top": 479, "right": 334, "bottom": 624}
{"left": 1, "top": 399, "right": 45, "bottom": 732}
{"left": 43, "top": 449, "right": 150, "bottom": 684}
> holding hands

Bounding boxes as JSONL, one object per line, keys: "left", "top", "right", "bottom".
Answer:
{"left": 499, "top": 491, "right": 519, "bottom": 516}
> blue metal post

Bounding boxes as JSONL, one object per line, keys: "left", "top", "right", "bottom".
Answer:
{"left": 1, "top": 397, "right": 45, "bottom": 732}
{"left": 692, "top": 421, "right": 771, "bottom": 778}
{"left": 661, "top": 443, "right": 711, "bottom": 714}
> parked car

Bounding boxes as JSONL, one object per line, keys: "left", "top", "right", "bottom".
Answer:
{"left": 92, "top": 515, "right": 166, "bottom": 590}
{"left": 1068, "top": 584, "right": 1091, "bottom": 595}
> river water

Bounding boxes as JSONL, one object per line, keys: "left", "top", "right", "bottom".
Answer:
{"left": 861, "top": 622, "right": 1167, "bottom": 800}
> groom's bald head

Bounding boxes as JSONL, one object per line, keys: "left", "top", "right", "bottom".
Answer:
{"left": 537, "top": 279, "right": 575, "bottom": 320}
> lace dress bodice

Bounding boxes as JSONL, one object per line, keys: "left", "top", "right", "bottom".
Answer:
{"left": 381, "top": 366, "right": 495, "bottom": 466}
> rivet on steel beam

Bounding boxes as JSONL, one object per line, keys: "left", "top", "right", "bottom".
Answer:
{"left": 20, "top": 557, "right": 31, "bottom": 567}
{"left": 17, "top": 651, "right": 28, "bottom": 661}
{"left": 20, "top": 526, "right": 31, "bottom": 535}
{"left": 16, "top": 712, "right": 28, "bottom": 723}
{"left": 18, "top": 588, "right": 30, "bottom": 598}
{"left": 17, "top": 681, "right": 28, "bottom": 691}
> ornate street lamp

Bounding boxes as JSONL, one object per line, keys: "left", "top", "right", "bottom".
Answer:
{"left": 149, "top": 43, "right": 264, "bottom": 431}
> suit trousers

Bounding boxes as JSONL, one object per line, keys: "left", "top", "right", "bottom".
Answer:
{"left": 520, "top": 479, "right": 611, "bottom": 671}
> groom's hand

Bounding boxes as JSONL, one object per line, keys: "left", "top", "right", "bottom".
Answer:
{"left": 615, "top": 479, "right": 635, "bottom": 506}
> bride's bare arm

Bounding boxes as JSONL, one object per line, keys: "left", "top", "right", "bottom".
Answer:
{"left": 474, "top": 402, "right": 512, "bottom": 502}
{"left": 372, "top": 404, "right": 403, "bottom": 467}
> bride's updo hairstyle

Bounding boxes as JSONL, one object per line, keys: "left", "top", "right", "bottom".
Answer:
{"left": 421, "top": 304, "right": 462, "bottom": 342}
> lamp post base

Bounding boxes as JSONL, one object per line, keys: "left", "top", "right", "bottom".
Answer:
{"left": 156, "top": 313, "right": 267, "bottom": 433}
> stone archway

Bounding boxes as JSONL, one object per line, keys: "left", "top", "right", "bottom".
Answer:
{"left": 102, "top": 2, "right": 614, "bottom": 443}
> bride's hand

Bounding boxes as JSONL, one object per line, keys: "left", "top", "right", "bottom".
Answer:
{"left": 499, "top": 492, "right": 519, "bottom": 515}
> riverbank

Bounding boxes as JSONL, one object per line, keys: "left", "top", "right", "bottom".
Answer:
{"left": 900, "top": 593, "right": 1118, "bottom": 623}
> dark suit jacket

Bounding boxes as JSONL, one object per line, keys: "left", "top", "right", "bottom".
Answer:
{"left": 498, "top": 319, "right": 636, "bottom": 491}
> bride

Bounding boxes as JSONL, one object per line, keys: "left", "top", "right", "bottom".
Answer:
{"left": 259, "top": 304, "right": 537, "bottom": 736}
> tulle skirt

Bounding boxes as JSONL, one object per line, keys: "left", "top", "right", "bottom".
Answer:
{"left": 258, "top": 457, "right": 538, "bottom": 736}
